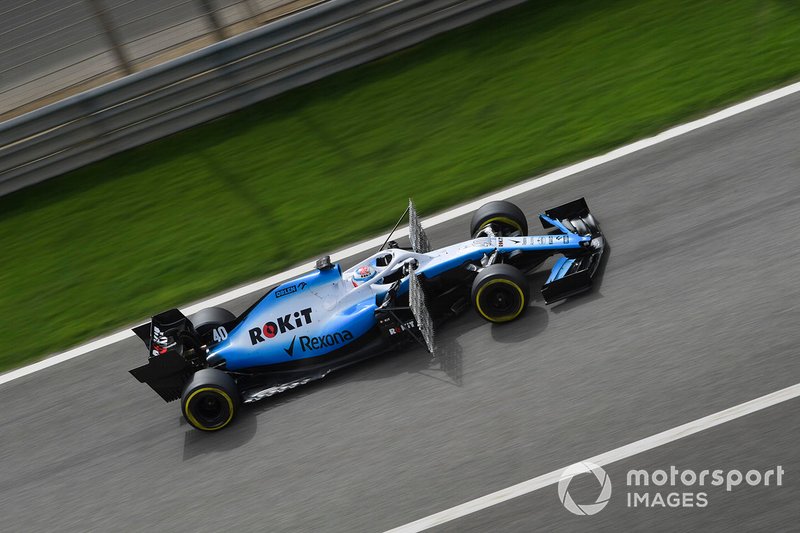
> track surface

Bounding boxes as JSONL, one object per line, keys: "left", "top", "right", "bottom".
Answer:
{"left": 2, "top": 91, "right": 800, "bottom": 531}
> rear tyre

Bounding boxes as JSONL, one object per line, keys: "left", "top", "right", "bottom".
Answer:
{"left": 470, "top": 200, "right": 528, "bottom": 237}
{"left": 471, "top": 264, "right": 529, "bottom": 323}
{"left": 189, "top": 307, "right": 235, "bottom": 336}
{"left": 181, "top": 369, "right": 240, "bottom": 431}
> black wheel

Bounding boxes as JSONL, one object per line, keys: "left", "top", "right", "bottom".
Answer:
{"left": 471, "top": 264, "right": 529, "bottom": 323}
{"left": 470, "top": 200, "right": 528, "bottom": 237}
{"left": 181, "top": 369, "right": 240, "bottom": 431}
{"left": 189, "top": 307, "right": 235, "bottom": 336}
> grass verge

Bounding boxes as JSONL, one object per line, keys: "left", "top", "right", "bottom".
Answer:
{"left": 3, "top": 0, "right": 800, "bottom": 371}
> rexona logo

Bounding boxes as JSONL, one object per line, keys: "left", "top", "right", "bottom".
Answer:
{"left": 275, "top": 281, "right": 307, "bottom": 299}
{"left": 284, "top": 330, "right": 354, "bottom": 356}
{"left": 249, "top": 308, "right": 313, "bottom": 345}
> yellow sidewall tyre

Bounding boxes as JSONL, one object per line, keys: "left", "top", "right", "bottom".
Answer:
{"left": 181, "top": 369, "right": 240, "bottom": 431}
{"left": 471, "top": 264, "right": 529, "bottom": 323}
{"left": 470, "top": 200, "right": 528, "bottom": 237}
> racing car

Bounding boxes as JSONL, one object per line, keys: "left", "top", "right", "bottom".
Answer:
{"left": 130, "top": 198, "right": 605, "bottom": 431}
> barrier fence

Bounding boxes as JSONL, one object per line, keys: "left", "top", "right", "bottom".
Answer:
{"left": 0, "top": 0, "right": 325, "bottom": 120}
{"left": 0, "top": 0, "right": 526, "bottom": 196}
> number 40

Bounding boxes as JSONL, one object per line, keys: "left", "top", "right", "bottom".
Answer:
{"left": 212, "top": 327, "right": 228, "bottom": 343}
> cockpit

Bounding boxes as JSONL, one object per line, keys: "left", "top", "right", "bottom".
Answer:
{"left": 342, "top": 248, "right": 422, "bottom": 290}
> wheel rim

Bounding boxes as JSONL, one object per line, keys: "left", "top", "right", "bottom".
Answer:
{"left": 185, "top": 388, "right": 234, "bottom": 430}
{"left": 476, "top": 279, "right": 525, "bottom": 322}
{"left": 479, "top": 216, "right": 523, "bottom": 236}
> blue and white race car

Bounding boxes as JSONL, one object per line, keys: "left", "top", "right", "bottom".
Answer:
{"left": 130, "top": 198, "right": 605, "bottom": 431}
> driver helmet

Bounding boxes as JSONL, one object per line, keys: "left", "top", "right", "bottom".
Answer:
{"left": 353, "top": 264, "right": 377, "bottom": 284}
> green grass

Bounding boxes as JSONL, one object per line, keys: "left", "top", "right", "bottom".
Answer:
{"left": 3, "top": 0, "right": 800, "bottom": 371}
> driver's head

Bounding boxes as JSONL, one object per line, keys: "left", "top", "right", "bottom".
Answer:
{"left": 353, "top": 264, "right": 376, "bottom": 284}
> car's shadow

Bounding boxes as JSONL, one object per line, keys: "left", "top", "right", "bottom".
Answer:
{"left": 181, "top": 245, "right": 609, "bottom": 456}
{"left": 490, "top": 305, "right": 549, "bottom": 344}
{"left": 182, "top": 324, "right": 471, "bottom": 459}
{"left": 526, "top": 269, "right": 553, "bottom": 304}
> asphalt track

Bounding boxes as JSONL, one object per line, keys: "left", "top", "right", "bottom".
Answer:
{"left": 1, "top": 89, "right": 800, "bottom": 531}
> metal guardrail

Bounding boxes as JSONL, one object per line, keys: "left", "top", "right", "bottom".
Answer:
{"left": 0, "top": 0, "right": 526, "bottom": 196}
{"left": 0, "top": 0, "right": 325, "bottom": 120}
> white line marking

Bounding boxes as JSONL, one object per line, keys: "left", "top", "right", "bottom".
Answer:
{"left": 2, "top": 79, "right": 800, "bottom": 386}
{"left": 385, "top": 383, "right": 800, "bottom": 532}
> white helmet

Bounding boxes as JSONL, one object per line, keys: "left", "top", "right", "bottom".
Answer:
{"left": 353, "top": 264, "right": 376, "bottom": 284}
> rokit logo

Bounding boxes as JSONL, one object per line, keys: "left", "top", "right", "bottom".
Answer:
{"left": 284, "top": 330, "right": 353, "bottom": 356}
{"left": 249, "top": 308, "right": 313, "bottom": 345}
{"left": 388, "top": 319, "right": 416, "bottom": 336}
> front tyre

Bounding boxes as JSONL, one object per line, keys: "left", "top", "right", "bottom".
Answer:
{"left": 470, "top": 200, "right": 528, "bottom": 237}
{"left": 181, "top": 369, "right": 240, "bottom": 431}
{"left": 471, "top": 264, "right": 529, "bottom": 323}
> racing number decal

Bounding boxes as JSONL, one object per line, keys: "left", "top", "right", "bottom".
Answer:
{"left": 212, "top": 326, "right": 228, "bottom": 343}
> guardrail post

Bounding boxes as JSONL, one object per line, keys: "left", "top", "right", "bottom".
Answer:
{"left": 195, "top": 0, "right": 227, "bottom": 41}
{"left": 241, "top": 0, "right": 260, "bottom": 20}
{"left": 85, "top": 0, "right": 133, "bottom": 75}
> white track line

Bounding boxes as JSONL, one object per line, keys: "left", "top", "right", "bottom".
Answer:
{"left": 385, "top": 383, "right": 800, "bottom": 532}
{"left": 2, "top": 79, "right": 800, "bottom": 387}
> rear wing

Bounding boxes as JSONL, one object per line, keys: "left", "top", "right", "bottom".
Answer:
{"left": 131, "top": 308, "right": 188, "bottom": 352}
{"left": 129, "top": 308, "right": 199, "bottom": 402}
